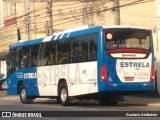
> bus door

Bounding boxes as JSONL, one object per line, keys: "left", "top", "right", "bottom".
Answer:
{"left": 6, "top": 48, "right": 18, "bottom": 95}
{"left": 18, "top": 46, "right": 35, "bottom": 95}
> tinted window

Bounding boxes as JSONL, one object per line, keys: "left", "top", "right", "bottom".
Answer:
{"left": 71, "top": 33, "right": 97, "bottom": 63}
{"left": 57, "top": 39, "right": 71, "bottom": 64}
{"left": 30, "top": 44, "right": 40, "bottom": 67}
{"left": 7, "top": 48, "right": 17, "bottom": 76}
{"left": 89, "top": 33, "right": 97, "bottom": 61}
{"left": 44, "top": 41, "right": 57, "bottom": 65}
{"left": 71, "top": 35, "right": 88, "bottom": 63}
{"left": 105, "top": 28, "right": 150, "bottom": 51}
{"left": 19, "top": 46, "right": 30, "bottom": 68}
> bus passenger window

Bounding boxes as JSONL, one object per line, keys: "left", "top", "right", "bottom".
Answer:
{"left": 47, "top": 52, "right": 54, "bottom": 65}
{"left": 57, "top": 39, "right": 71, "bottom": 64}
{"left": 89, "top": 33, "right": 97, "bottom": 61}
{"left": 44, "top": 41, "right": 56, "bottom": 66}
{"left": 71, "top": 36, "right": 88, "bottom": 63}
{"left": 21, "top": 54, "right": 28, "bottom": 67}
{"left": 30, "top": 44, "right": 39, "bottom": 67}
{"left": 19, "top": 47, "right": 30, "bottom": 68}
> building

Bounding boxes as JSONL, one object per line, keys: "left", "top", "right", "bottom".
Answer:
{"left": 14, "top": 0, "right": 157, "bottom": 40}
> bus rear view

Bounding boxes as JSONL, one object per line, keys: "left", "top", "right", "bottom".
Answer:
{"left": 99, "top": 26, "right": 155, "bottom": 94}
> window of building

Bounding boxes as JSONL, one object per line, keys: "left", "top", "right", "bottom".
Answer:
{"left": 3, "top": 0, "right": 15, "bottom": 17}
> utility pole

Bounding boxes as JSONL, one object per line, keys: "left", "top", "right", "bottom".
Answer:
{"left": 25, "top": 0, "right": 31, "bottom": 40}
{"left": 113, "top": 0, "right": 120, "bottom": 25}
{"left": 47, "top": 0, "right": 53, "bottom": 36}
{"left": 82, "top": 0, "right": 88, "bottom": 25}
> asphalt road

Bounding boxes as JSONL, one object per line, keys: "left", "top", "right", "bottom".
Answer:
{"left": 0, "top": 92, "right": 160, "bottom": 120}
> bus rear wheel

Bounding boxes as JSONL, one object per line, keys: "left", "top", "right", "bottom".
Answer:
{"left": 58, "top": 81, "right": 70, "bottom": 106}
{"left": 19, "top": 85, "right": 33, "bottom": 104}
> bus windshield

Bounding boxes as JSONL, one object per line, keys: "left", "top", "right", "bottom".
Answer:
{"left": 104, "top": 28, "right": 150, "bottom": 52}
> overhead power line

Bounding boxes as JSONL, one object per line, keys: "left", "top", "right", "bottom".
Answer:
{"left": 17, "top": 0, "right": 112, "bottom": 27}
{"left": 17, "top": 0, "right": 155, "bottom": 36}
{"left": 52, "top": 0, "right": 155, "bottom": 26}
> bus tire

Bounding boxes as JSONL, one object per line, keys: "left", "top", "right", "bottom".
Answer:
{"left": 58, "top": 82, "right": 70, "bottom": 106}
{"left": 19, "top": 85, "right": 33, "bottom": 104}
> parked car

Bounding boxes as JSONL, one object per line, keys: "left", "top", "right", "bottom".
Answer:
{"left": 0, "top": 78, "right": 7, "bottom": 91}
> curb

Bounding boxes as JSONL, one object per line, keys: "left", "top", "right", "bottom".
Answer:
{"left": 147, "top": 103, "right": 160, "bottom": 106}
{"left": 120, "top": 101, "right": 160, "bottom": 106}
{"left": 123, "top": 96, "right": 160, "bottom": 107}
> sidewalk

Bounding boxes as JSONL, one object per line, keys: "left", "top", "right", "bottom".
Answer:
{"left": 122, "top": 96, "right": 160, "bottom": 106}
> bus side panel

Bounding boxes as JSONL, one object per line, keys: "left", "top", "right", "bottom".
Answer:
{"left": 36, "top": 66, "right": 56, "bottom": 96}
{"left": 36, "top": 62, "right": 98, "bottom": 97}
{"left": 67, "top": 62, "right": 98, "bottom": 96}
{"left": 7, "top": 68, "right": 40, "bottom": 96}
{"left": 24, "top": 67, "right": 39, "bottom": 96}
{"left": 97, "top": 27, "right": 108, "bottom": 92}
{"left": 7, "top": 74, "right": 18, "bottom": 95}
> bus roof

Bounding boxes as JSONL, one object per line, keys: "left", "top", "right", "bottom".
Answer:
{"left": 9, "top": 25, "right": 150, "bottom": 49}
{"left": 103, "top": 25, "right": 150, "bottom": 30}
{"left": 9, "top": 25, "right": 99, "bottom": 49}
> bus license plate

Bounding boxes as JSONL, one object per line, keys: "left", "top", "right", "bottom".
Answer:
{"left": 125, "top": 77, "right": 134, "bottom": 81}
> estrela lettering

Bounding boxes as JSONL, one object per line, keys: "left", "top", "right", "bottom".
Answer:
{"left": 120, "top": 62, "right": 150, "bottom": 68}
{"left": 24, "top": 73, "right": 37, "bottom": 79}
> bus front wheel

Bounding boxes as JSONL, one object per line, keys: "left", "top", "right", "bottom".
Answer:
{"left": 19, "top": 85, "right": 33, "bottom": 104}
{"left": 58, "top": 82, "right": 70, "bottom": 106}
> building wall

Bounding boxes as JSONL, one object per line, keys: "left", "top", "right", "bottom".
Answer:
{"left": 120, "top": 0, "right": 156, "bottom": 27}
{"left": 0, "top": 1, "right": 17, "bottom": 60}
{"left": 156, "top": 0, "right": 160, "bottom": 93}
{"left": 0, "top": 0, "right": 3, "bottom": 27}
{"left": 3, "top": 0, "right": 15, "bottom": 19}
{"left": 14, "top": 0, "right": 157, "bottom": 40}
{"left": 0, "top": 0, "right": 158, "bottom": 57}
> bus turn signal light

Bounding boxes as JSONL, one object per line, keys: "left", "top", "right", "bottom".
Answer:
{"left": 150, "top": 65, "right": 155, "bottom": 82}
{"left": 101, "top": 64, "right": 108, "bottom": 82}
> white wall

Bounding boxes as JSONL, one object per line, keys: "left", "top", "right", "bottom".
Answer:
{"left": 156, "top": 0, "right": 160, "bottom": 92}
{"left": 0, "top": 0, "right": 3, "bottom": 27}
{"left": 0, "top": 61, "right": 6, "bottom": 79}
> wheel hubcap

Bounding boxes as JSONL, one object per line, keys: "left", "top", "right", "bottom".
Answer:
{"left": 21, "top": 89, "right": 26, "bottom": 100}
{"left": 61, "top": 88, "right": 67, "bottom": 102}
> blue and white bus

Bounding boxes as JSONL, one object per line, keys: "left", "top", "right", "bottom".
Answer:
{"left": 6, "top": 26, "right": 155, "bottom": 106}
